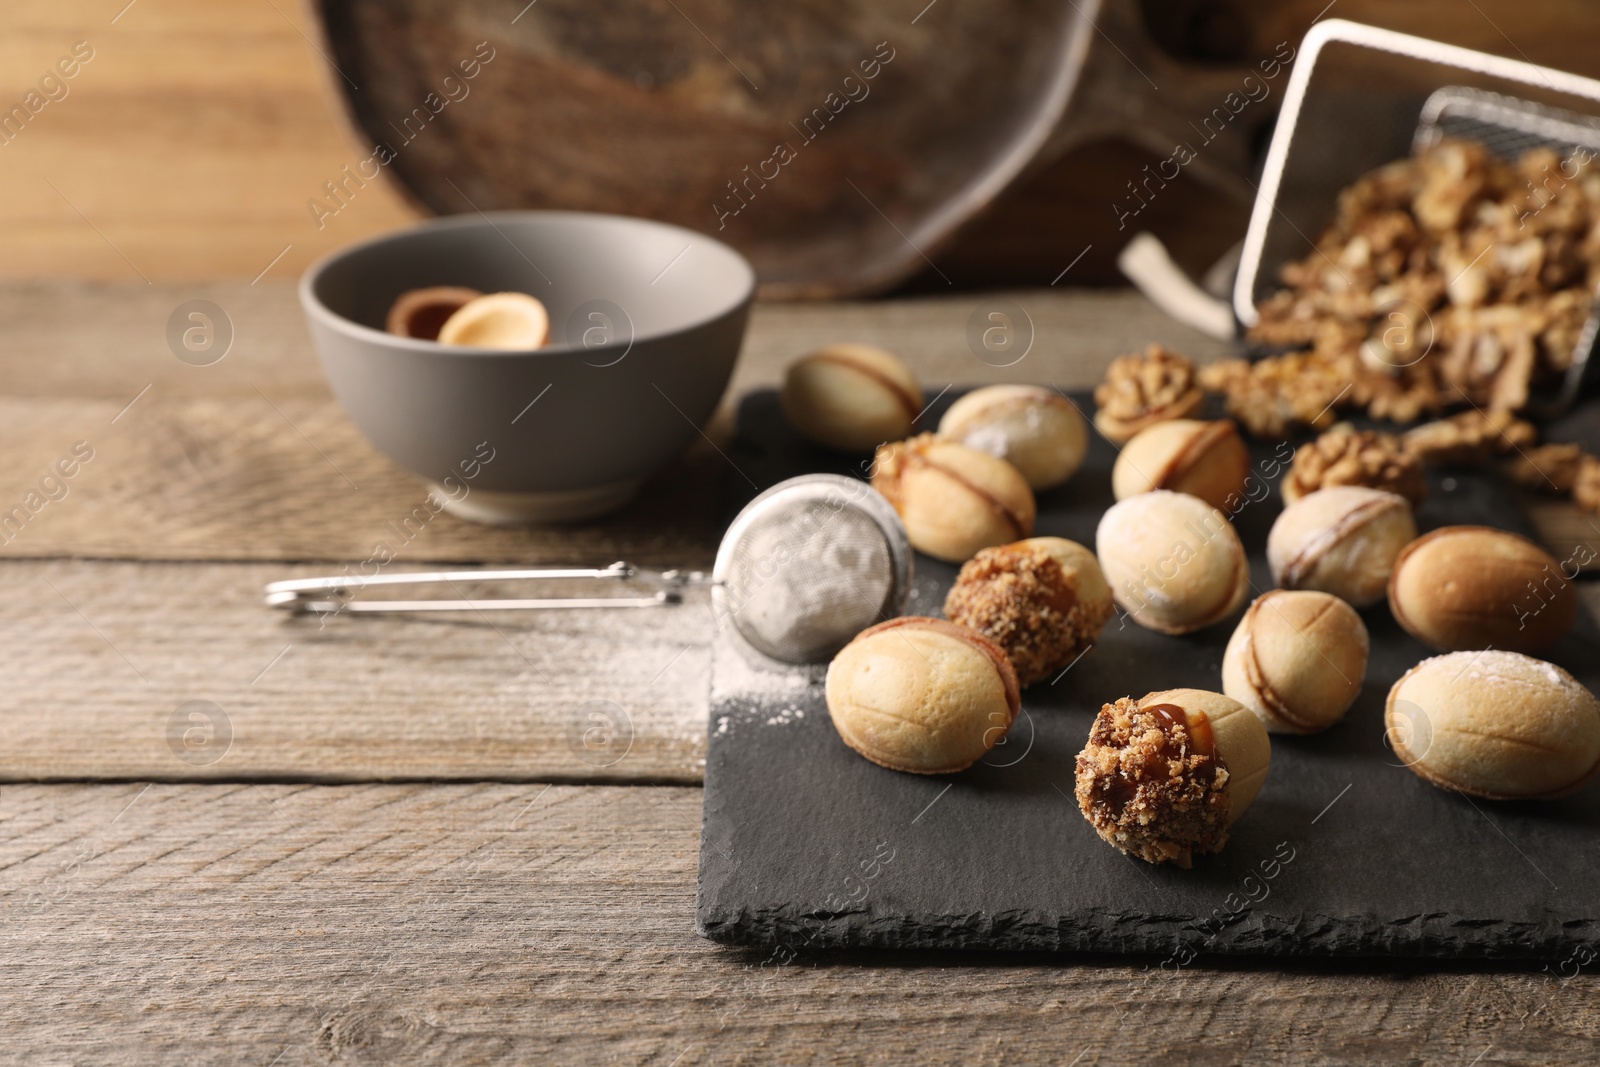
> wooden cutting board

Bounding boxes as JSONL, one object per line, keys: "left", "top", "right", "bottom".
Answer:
{"left": 309, "top": 0, "right": 1268, "bottom": 296}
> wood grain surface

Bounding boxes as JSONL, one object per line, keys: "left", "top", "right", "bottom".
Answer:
{"left": 1, "top": 282, "right": 1597, "bottom": 1062}
{"left": 1, "top": 282, "right": 1592, "bottom": 568}
{"left": 0, "top": 283, "right": 1233, "bottom": 563}
{"left": 0, "top": 559, "right": 709, "bottom": 783}
{"left": 1, "top": 781, "right": 1596, "bottom": 1066}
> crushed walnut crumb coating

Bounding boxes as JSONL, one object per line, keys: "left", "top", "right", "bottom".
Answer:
{"left": 1074, "top": 698, "right": 1230, "bottom": 868}
{"left": 1402, "top": 409, "right": 1537, "bottom": 467}
{"left": 1283, "top": 425, "right": 1427, "bottom": 505}
{"left": 1093, "top": 345, "right": 1204, "bottom": 441}
{"left": 1248, "top": 138, "right": 1600, "bottom": 419}
{"left": 944, "top": 543, "right": 1112, "bottom": 687}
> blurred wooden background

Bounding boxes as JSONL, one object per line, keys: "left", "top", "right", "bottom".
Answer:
{"left": 0, "top": 0, "right": 415, "bottom": 283}
{"left": 6, "top": 0, "right": 1600, "bottom": 287}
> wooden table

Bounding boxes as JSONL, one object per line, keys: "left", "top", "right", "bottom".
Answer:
{"left": 3, "top": 283, "right": 1597, "bottom": 1064}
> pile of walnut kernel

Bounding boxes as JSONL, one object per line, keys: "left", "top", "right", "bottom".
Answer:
{"left": 1236, "top": 137, "right": 1596, "bottom": 428}
{"left": 1097, "top": 347, "right": 1600, "bottom": 513}
{"left": 1097, "top": 138, "right": 1600, "bottom": 512}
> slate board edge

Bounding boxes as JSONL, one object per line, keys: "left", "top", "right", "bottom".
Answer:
{"left": 695, "top": 904, "right": 1599, "bottom": 961}
{"left": 696, "top": 745, "right": 1600, "bottom": 960}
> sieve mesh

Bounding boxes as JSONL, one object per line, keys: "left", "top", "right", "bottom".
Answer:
{"left": 1416, "top": 87, "right": 1600, "bottom": 162}
{"left": 1410, "top": 88, "right": 1600, "bottom": 412}
{"left": 720, "top": 499, "right": 892, "bottom": 664}
{"left": 712, "top": 475, "right": 911, "bottom": 665}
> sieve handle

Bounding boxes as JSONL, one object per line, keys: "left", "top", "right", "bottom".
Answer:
{"left": 262, "top": 561, "right": 712, "bottom": 615}
{"left": 1117, "top": 233, "right": 1236, "bottom": 341}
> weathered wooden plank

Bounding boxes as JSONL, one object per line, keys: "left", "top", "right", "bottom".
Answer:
{"left": 0, "top": 781, "right": 1592, "bottom": 1065}
{"left": 0, "top": 281, "right": 333, "bottom": 400}
{"left": 0, "top": 560, "right": 710, "bottom": 782}
{"left": 2, "top": 281, "right": 1233, "bottom": 400}
{"left": 2, "top": 558, "right": 1596, "bottom": 785}
{"left": 0, "top": 284, "right": 1237, "bottom": 563}
{"left": 0, "top": 394, "right": 726, "bottom": 565}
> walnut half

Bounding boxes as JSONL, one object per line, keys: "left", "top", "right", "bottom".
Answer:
{"left": 1198, "top": 352, "right": 1353, "bottom": 439}
{"left": 1504, "top": 442, "right": 1600, "bottom": 516}
{"left": 1283, "top": 425, "right": 1427, "bottom": 506}
{"left": 1506, "top": 442, "right": 1587, "bottom": 495}
{"left": 1402, "top": 409, "right": 1537, "bottom": 467}
{"left": 1093, "top": 344, "right": 1204, "bottom": 443}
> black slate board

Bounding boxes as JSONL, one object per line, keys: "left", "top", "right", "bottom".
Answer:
{"left": 697, "top": 390, "right": 1600, "bottom": 960}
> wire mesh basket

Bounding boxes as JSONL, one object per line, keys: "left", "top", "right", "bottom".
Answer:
{"left": 1232, "top": 19, "right": 1600, "bottom": 416}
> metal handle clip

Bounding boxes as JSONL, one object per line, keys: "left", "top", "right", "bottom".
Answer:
{"left": 263, "top": 561, "right": 709, "bottom": 615}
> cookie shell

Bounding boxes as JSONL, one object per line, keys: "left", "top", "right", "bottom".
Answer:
{"left": 826, "top": 617, "right": 1021, "bottom": 774}
{"left": 781, "top": 343, "right": 922, "bottom": 452}
{"left": 1222, "top": 590, "right": 1369, "bottom": 733}
{"left": 1388, "top": 525, "right": 1577, "bottom": 653}
{"left": 939, "top": 385, "right": 1089, "bottom": 490}
{"left": 872, "top": 435, "right": 1036, "bottom": 563}
{"left": 437, "top": 292, "right": 552, "bottom": 349}
{"left": 1267, "top": 486, "right": 1416, "bottom": 608}
{"left": 1112, "top": 419, "right": 1251, "bottom": 511}
{"left": 385, "top": 286, "right": 483, "bottom": 340}
{"left": 1096, "top": 491, "right": 1250, "bottom": 635}
{"left": 1386, "top": 651, "right": 1600, "bottom": 799}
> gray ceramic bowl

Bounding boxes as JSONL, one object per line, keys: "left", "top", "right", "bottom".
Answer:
{"left": 300, "top": 211, "right": 755, "bottom": 523}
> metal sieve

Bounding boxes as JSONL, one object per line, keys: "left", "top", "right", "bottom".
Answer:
{"left": 1235, "top": 20, "right": 1600, "bottom": 418}
{"left": 1122, "top": 19, "right": 1600, "bottom": 418}
{"left": 710, "top": 473, "right": 911, "bottom": 665}
{"left": 263, "top": 473, "right": 911, "bottom": 666}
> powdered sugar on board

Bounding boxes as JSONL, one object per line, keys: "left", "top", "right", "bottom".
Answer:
{"left": 709, "top": 632, "right": 823, "bottom": 739}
